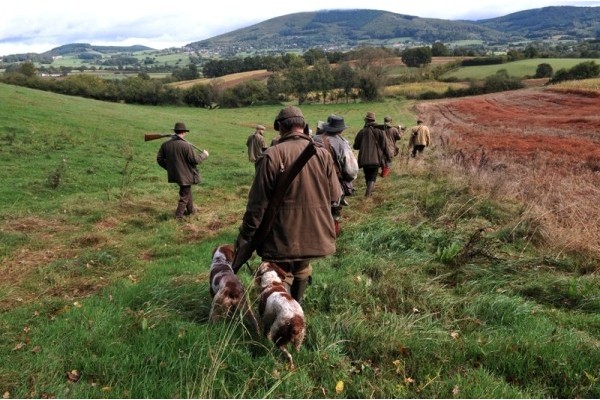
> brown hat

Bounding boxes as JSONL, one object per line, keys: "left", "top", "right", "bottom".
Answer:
{"left": 173, "top": 122, "right": 189, "bottom": 132}
{"left": 384, "top": 116, "right": 392, "bottom": 123}
{"left": 274, "top": 106, "right": 304, "bottom": 130}
{"left": 256, "top": 124, "right": 266, "bottom": 131}
{"left": 323, "top": 115, "right": 348, "bottom": 133}
{"left": 417, "top": 119, "right": 424, "bottom": 124}
{"left": 364, "top": 111, "right": 376, "bottom": 121}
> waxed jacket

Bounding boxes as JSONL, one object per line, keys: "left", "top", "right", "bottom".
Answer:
{"left": 238, "top": 131, "right": 342, "bottom": 262}
{"left": 246, "top": 132, "right": 266, "bottom": 162}
{"left": 408, "top": 124, "right": 431, "bottom": 147}
{"left": 384, "top": 125, "right": 402, "bottom": 159}
{"left": 353, "top": 123, "right": 388, "bottom": 168}
{"left": 157, "top": 136, "right": 207, "bottom": 185}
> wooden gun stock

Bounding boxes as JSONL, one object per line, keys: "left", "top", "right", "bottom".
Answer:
{"left": 144, "top": 133, "right": 172, "bottom": 142}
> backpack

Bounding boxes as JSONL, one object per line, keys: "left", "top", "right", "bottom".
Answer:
{"left": 341, "top": 146, "right": 358, "bottom": 182}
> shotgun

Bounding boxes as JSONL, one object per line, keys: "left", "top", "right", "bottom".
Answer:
{"left": 144, "top": 133, "right": 205, "bottom": 153}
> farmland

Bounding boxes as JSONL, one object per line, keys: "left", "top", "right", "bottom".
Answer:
{"left": 440, "top": 57, "right": 600, "bottom": 80}
{"left": 0, "top": 81, "right": 599, "bottom": 398}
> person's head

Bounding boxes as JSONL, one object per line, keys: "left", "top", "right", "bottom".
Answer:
{"left": 364, "top": 111, "right": 376, "bottom": 123}
{"left": 417, "top": 119, "right": 424, "bottom": 125}
{"left": 173, "top": 122, "right": 189, "bottom": 135}
{"left": 274, "top": 106, "right": 305, "bottom": 134}
{"left": 255, "top": 124, "right": 266, "bottom": 135}
{"left": 384, "top": 116, "right": 392, "bottom": 123}
{"left": 322, "top": 115, "right": 348, "bottom": 134}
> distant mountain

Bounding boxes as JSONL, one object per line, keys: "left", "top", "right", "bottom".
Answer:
{"left": 44, "top": 43, "right": 154, "bottom": 56}
{"left": 474, "top": 6, "right": 600, "bottom": 40}
{"left": 187, "top": 6, "right": 600, "bottom": 55}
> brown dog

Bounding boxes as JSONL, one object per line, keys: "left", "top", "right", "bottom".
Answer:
{"left": 209, "top": 244, "right": 250, "bottom": 324}
{"left": 255, "top": 262, "right": 306, "bottom": 368}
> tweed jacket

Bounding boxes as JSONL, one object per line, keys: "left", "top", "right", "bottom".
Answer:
{"left": 238, "top": 131, "right": 342, "bottom": 262}
{"left": 246, "top": 132, "right": 266, "bottom": 162}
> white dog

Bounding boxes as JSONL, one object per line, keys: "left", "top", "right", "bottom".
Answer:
{"left": 255, "top": 262, "right": 306, "bottom": 368}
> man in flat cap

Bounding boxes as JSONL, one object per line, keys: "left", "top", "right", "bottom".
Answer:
{"left": 234, "top": 106, "right": 342, "bottom": 304}
{"left": 246, "top": 124, "right": 267, "bottom": 163}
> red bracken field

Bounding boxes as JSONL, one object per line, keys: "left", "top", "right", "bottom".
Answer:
{"left": 415, "top": 87, "right": 600, "bottom": 256}
{"left": 416, "top": 88, "right": 600, "bottom": 171}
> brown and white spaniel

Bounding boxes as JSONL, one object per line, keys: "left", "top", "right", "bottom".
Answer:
{"left": 254, "top": 262, "right": 306, "bottom": 368}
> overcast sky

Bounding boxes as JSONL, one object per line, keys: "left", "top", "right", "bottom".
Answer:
{"left": 2, "top": 0, "right": 600, "bottom": 56}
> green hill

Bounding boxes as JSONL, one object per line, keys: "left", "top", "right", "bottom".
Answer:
{"left": 188, "top": 6, "right": 600, "bottom": 55}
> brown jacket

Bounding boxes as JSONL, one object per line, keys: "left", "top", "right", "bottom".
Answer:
{"left": 238, "top": 131, "right": 342, "bottom": 262}
{"left": 246, "top": 132, "right": 266, "bottom": 162}
{"left": 157, "top": 136, "right": 207, "bottom": 185}
{"left": 384, "top": 125, "right": 402, "bottom": 159}
{"left": 353, "top": 123, "right": 388, "bottom": 168}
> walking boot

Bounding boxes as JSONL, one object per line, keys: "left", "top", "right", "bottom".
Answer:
{"left": 365, "top": 181, "right": 375, "bottom": 197}
{"left": 290, "top": 278, "right": 310, "bottom": 304}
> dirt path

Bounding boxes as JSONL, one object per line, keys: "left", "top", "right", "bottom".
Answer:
{"left": 415, "top": 88, "right": 600, "bottom": 169}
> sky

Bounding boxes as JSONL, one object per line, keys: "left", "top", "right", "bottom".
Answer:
{"left": 2, "top": 0, "right": 600, "bottom": 57}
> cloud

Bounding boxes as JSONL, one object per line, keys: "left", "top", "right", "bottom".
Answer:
{"left": 2, "top": 0, "right": 600, "bottom": 55}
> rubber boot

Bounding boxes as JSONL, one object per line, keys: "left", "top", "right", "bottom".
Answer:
{"left": 365, "top": 181, "right": 375, "bottom": 197}
{"left": 290, "top": 278, "right": 309, "bottom": 304}
{"left": 174, "top": 203, "right": 187, "bottom": 219}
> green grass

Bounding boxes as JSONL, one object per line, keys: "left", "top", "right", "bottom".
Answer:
{"left": 1, "top": 82, "right": 599, "bottom": 398}
{"left": 441, "top": 57, "right": 600, "bottom": 80}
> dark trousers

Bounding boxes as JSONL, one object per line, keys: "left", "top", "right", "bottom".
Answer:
{"left": 411, "top": 145, "right": 426, "bottom": 157}
{"left": 363, "top": 166, "right": 379, "bottom": 184}
{"left": 175, "top": 185, "right": 194, "bottom": 218}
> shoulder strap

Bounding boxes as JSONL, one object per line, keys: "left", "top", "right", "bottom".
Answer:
{"left": 322, "top": 136, "right": 342, "bottom": 178}
{"left": 232, "top": 140, "right": 317, "bottom": 272}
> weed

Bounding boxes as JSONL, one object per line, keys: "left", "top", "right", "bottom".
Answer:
{"left": 45, "top": 158, "right": 67, "bottom": 189}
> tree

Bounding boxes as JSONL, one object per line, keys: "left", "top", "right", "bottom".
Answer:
{"left": 18, "top": 62, "right": 37, "bottom": 77}
{"left": 283, "top": 57, "right": 310, "bottom": 105}
{"left": 333, "top": 62, "right": 357, "bottom": 103}
{"left": 401, "top": 47, "right": 432, "bottom": 68}
{"left": 524, "top": 44, "right": 539, "bottom": 59}
{"left": 309, "top": 59, "right": 334, "bottom": 104}
{"left": 535, "top": 63, "right": 553, "bottom": 78}
{"left": 431, "top": 42, "right": 449, "bottom": 57}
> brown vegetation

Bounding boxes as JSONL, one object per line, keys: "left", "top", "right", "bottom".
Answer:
{"left": 417, "top": 88, "right": 600, "bottom": 257}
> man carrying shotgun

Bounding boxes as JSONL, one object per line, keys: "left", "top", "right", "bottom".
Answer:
{"left": 156, "top": 122, "right": 209, "bottom": 219}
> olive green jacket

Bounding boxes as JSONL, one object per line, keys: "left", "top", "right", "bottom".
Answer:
{"left": 157, "top": 136, "right": 207, "bottom": 185}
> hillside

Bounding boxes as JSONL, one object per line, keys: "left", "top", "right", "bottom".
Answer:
{"left": 1, "top": 83, "right": 599, "bottom": 398}
{"left": 475, "top": 6, "right": 600, "bottom": 40}
{"left": 187, "top": 6, "right": 600, "bottom": 55}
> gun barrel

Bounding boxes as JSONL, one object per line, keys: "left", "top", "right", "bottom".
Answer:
{"left": 144, "top": 133, "right": 172, "bottom": 142}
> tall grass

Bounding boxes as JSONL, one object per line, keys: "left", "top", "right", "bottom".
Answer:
{"left": 1, "top": 82, "right": 599, "bottom": 398}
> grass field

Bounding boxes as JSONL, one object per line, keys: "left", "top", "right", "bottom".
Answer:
{"left": 440, "top": 57, "right": 600, "bottom": 80}
{"left": 0, "top": 82, "right": 598, "bottom": 398}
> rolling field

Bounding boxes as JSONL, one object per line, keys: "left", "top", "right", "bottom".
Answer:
{"left": 440, "top": 58, "right": 600, "bottom": 80}
{"left": 1, "top": 82, "right": 599, "bottom": 398}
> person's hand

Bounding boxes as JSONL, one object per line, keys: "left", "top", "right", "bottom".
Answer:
{"left": 202, "top": 149, "right": 209, "bottom": 157}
